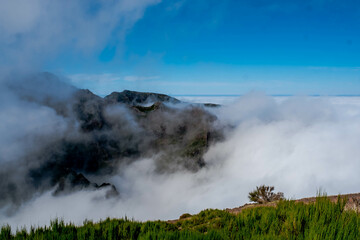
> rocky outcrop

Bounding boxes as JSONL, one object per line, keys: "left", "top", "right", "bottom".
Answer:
{"left": 105, "top": 90, "right": 180, "bottom": 105}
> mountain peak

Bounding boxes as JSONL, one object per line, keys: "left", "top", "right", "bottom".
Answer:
{"left": 105, "top": 90, "right": 180, "bottom": 105}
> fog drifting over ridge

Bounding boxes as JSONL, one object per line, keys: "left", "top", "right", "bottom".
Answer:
{"left": 1, "top": 0, "right": 360, "bottom": 231}
{"left": 1, "top": 89, "right": 360, "bottom": 229}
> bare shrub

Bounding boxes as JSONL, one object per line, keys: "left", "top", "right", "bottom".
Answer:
{"left": 248, "top": 185, "right": 284, "bottom": 204}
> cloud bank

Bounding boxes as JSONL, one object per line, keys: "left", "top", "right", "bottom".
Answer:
{"left": 1, "top": 90, "right": 360, "bottom": 230}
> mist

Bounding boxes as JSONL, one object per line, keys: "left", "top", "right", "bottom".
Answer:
{"left": 1, "top": 86, "right": 360, "bottom": 229}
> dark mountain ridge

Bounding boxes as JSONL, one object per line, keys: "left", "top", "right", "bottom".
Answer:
{"left": 105, "top": 90, "right": 181, "bottom": 105}
{"left": 0, "top": 72, "right": 223, "bottom": 211}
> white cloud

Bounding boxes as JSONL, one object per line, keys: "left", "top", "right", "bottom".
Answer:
{"left": 0, "top": 0, "right": 161, "bottom": 68}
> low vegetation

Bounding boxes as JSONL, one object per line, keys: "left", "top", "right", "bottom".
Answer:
{"left": 248, "top": 185, "right": 285, "bottom": 204}
{"left": 1, "top": 195, "right": 359, "bottom": 239}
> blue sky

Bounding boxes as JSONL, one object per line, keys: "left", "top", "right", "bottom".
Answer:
{"left": 40, "top": 0, "right": 360, "bottom": 96}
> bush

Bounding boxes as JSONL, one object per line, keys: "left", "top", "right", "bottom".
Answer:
{"left": 248, "top": 185, "right": 284, "bottom": 204}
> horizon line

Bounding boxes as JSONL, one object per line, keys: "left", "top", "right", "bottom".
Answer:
{"left": 172, "top": 94, "right": 360, "bottom": 97}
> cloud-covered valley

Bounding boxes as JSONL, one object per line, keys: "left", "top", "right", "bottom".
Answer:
{"left": 1, "top": 73, "right": 360, "bottom": 230}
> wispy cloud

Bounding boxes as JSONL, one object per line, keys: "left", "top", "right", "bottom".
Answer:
{"left": 69, "top": 74, "right": 123, "bottom": 84}
{"left": 69, "top": 74, "right": 160, "bottom": 84}
{"left": 0, "top": 0, "right": 161, "bottom": 69}
{"left": 307, "top": 66, "right": 360, "bottom": 71}
{"left": 124, "top": 75, "right": 160, "bottom": 82}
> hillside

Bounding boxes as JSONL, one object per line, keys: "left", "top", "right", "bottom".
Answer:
{"left": 225, "top": 192, "right": 360, "bottom": 215}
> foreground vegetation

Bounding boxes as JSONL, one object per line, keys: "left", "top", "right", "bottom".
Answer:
{"left": 1, "top": 196, "right": 359, "bottom": 239}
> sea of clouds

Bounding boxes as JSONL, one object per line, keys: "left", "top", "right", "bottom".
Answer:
{"left": 1, "top": 93, "right": 360, "bottom": 230}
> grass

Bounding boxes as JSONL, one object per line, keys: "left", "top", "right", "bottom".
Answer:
{"left": 1, "top": 196, "right": 359, "bottom": 239}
